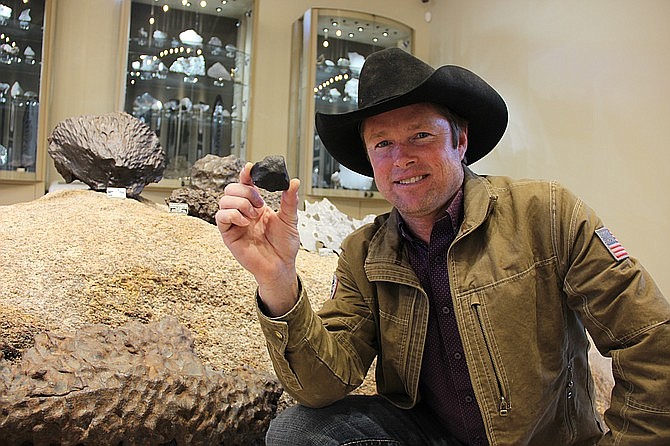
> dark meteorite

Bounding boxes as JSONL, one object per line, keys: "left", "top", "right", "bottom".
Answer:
{"left": 250, "top": 156, "right": 290, "bottom": 192}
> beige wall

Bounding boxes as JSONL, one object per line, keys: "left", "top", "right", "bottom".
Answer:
{"left": 43, "top": 0, "right": 127, "bottom": 188}
{"left": 429, "top": 0, "right": 670, "bottom": 296}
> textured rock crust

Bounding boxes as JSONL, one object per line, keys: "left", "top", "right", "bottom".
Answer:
{"left": 47, "top": 112, "right": 166, "bottom": 197}
{"left": 250, "top": 155, "right": 290, "bottom": 192}
{"left": 0, "top": 317, "right": 281, "bottom": 445}
{"left": 168, "top": 186, "right": 223, "bottom": 225}
{"left": 190, "top": 154, "right": 245, "bottom": 191}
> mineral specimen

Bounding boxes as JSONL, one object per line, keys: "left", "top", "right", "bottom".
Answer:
{"left": 47, "top": 112, "right": 165, "bottom": 197}
{"left": 250, "top": 155, "right": 290, "bottom": 192}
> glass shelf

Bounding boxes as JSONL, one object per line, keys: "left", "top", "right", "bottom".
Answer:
{"left": 0, "top": 0, "right": 45, "bottom": 177}
{"left": 124, "top": 0, "right": 253, "bottom": 181}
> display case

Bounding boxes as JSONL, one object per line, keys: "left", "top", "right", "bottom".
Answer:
{"left": 0, "top": 0, "right": 48, "bottom": 182}
{"left": 289, "top": 9, "right": 413, "bottom": 202}
{"left": 123, "top": 0, "right": 253, "bottom": 185}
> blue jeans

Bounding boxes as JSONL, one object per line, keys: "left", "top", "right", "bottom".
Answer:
{"left": 265, "top": 395, "right": 464, "bottom": 446}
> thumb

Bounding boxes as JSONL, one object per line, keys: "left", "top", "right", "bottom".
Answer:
{"left": 278, "top": 178, "right": 301, "bottom": 225}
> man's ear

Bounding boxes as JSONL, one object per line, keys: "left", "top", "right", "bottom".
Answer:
{"left": 458, "top": 126, "right": 468, "bottom": 161}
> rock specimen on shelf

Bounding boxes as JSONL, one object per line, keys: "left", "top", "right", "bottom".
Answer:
{"left": 47, "top": 112, "right": 166, "bottom": 198}
{"left": 0, "top": 317, "right": 282, "bottom": 445}
{"left": 179, "top": 29, "right": 203, "bottom": 46}
{"left": 250, "top": 155, "right": 290, "bottom": 192}
{"left": 169, "top": 55, "right": 205, "bottom": 76}
{"left": 207, "top": 61, "right": 232, "bottom": 81}
{"left": 0, "top": 4, "right": 11, "bottom": 21}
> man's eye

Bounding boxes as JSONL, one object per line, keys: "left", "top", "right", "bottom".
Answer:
{"left": 374, "top": 140, "right": 392, "bottom": 149}
{"left": 414, "top": 132, "right": 431, "bottom": 139}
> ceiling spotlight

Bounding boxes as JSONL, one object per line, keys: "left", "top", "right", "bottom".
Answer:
{"left": 322, "top": 40, "right": 329, "bottom": 48}
{"left": 200, "top": 0, "right": 207, "bottom": 7}
{"left": 357, "top": 26, "right": 364, "bottom": 32}
{"left": 335, "top": 29, "right": 342, "bottom": 37}
{"left": 162, "top": 4, "right": 169, "bottom": 12}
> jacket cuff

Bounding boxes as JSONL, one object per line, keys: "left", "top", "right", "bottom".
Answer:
{"left": 256, "top": 276, "right": 314, "bottom": 353}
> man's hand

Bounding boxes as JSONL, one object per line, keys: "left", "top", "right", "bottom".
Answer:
{"left": 215, "top": 162, "right": 301, "bottom": 316}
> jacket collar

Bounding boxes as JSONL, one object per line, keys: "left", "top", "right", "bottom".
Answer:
{"left": 459, "top": 165, "right": 498, "bottom": 239}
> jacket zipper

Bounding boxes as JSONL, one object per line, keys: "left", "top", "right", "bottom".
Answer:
{"left": 471, "top": 299, "right": 510, "bottom": 417}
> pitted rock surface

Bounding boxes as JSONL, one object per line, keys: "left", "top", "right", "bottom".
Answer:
{"left": 190, "top": 154, "right": 245, "bottom": 191}
{"left": 250, "top": 155, "right": 290, "bottom": 192}
{"left": 168, "top": 186, "right": 223, "bottom": 224}
{"left": 47, "top": 112, "right": 166, "bottom": 197}
{"left": 0, "top": 317, "right": 281, "bottom": 445}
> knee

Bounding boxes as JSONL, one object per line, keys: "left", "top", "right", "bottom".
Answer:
{"left": 265, "top": 405, "right": 315, "bottom": 446}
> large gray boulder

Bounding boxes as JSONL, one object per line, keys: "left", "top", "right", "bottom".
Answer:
{"left": 0, "top": 317, "right": 282, "bottom": 445}
{"left": 47, "top": 112, "right": 166, "bottom": 198}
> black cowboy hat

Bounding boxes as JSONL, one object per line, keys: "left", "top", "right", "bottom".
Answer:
{"left": 315, "top": 47, "right": 508, "bottom": 177}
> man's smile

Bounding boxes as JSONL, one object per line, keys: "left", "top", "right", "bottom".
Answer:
{"left": 396, "top": 175, "right": 428, "bottom": 185}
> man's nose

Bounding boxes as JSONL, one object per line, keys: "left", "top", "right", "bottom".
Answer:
{"left": 393, "top": 142, "right": 417, "bottom": 168}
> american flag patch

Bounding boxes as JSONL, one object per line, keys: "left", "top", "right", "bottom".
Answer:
{"left": 595, "top": 227, "right": 629, "bottom": 261}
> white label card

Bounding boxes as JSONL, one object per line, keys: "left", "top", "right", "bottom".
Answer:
{"left": 168, "top": 202, "right": 189, "bottom": 214}
{"left": 106, "top": 187, "right": 127, "bottom": 199}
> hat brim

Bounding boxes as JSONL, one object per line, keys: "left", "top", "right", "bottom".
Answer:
{"left": 315, "top": 65, "right": 508, "bottom": 178}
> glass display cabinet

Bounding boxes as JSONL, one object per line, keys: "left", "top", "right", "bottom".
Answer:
{"left": 0, "top": 0, "right": 48, "bottom": 182}
{"left": 124, "top": 0, "right": 253, "bottom": 185}
{"left": 289, "top": 9, "right": 413, "bottom": 202}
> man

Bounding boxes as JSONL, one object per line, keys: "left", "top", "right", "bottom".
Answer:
{"left": 216, "top": 48, "right": 670, "bottom": 445}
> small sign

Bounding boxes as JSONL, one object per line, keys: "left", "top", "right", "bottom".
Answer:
{"left": 168, "top": 202, "right": 189, "bottom": 214}
{"left": 106, "top": 187, "right": 127, "bottom": 199}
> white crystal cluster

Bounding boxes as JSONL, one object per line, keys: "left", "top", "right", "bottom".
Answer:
{"left": 298, "top": 198, "right": 376, "bottom": 254}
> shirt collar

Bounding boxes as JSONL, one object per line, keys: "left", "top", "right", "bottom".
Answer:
{"left": 396, "top": 187, "right": 465, "bottom": 244}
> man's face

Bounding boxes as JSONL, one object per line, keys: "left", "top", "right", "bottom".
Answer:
{"left": 363, "top": 103, "right": 467, "bottom": 222}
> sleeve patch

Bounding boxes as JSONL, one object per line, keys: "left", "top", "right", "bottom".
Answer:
{"left": 595, "top": 227, "right": 629, "bottom": 261}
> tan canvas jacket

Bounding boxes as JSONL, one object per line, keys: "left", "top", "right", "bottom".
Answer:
{"left": 257, "top": 167, "right": 670, "bottom": 445}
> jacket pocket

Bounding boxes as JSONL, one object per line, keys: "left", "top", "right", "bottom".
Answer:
{"left": 471, "top": 293, "right": 510, "bottom": 417}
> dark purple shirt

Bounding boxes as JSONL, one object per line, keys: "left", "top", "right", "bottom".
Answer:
{"left": 399, "top": 189, "right": 488, "bottom": 445}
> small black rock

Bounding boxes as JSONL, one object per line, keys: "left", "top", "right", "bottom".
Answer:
{"left": 250, "top": 155, "right": 290, "bottom": 192}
